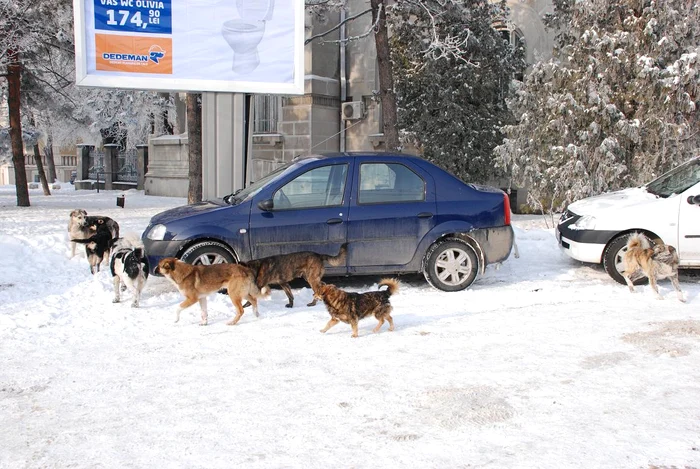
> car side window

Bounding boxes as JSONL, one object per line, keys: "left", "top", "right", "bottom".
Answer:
{"left": 359, "top": 163, "right": 425, "bottom": 204}
{"left": 273, "top": 164, "right": 348, "bottom": 209}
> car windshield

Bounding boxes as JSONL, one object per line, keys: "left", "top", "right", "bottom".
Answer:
{"left": 645, "top": 157, "right": 700, "bottom": 198}
{"left": 224, "top": 161, "right": 296, "bottom": 205}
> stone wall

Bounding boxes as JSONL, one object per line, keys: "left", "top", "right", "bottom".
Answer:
{"left": 144, "top": 134, "right": 189, "bottom": 197}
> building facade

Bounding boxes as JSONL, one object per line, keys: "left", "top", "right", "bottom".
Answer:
{"left": 144, "top": 0, "right": 555, "bottom": 198}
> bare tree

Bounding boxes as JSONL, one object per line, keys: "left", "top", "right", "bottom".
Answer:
{"left": 370, "top": 0, "right": 399, "bottom": 151}
{"left": 7, "top": 49, "right": 29, "bottom": 206}
{"left": 32, "top": 143, "right": 50, "bottom": 195}
{"left": 187, "top": 93, "right": 202, "bottom": 204}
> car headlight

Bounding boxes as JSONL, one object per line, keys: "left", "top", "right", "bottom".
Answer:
{"left": 571, "top": 215, "right": 597, "bottom": 230}
{"left": 147, "top": 224, "right": 168, "bottom": 240}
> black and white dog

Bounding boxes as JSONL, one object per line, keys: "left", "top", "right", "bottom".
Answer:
{"left": 110, "top": 236, "right": 150, "bottom": 307}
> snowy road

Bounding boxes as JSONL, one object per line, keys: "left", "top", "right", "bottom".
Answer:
{"left": 1, "top": 185, "right": 699, "bottom": 469}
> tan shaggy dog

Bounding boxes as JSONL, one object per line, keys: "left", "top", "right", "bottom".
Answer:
{"left": 622, "top": 233, "right": 685, "bottom": 302}
{"left": 313, "top": 278, "right": 399, "bottom": 338}
{"left": 156, "top": 258, "right": 269, "bottom": 325}
{"left": 68, "top": 209, "right": 88, "bottom": 257}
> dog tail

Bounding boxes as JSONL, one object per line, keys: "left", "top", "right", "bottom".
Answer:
{"left": 626, "top": 233, "right": 649, "bottom": 251}
{"left": 322, "top": 242, "right": 348, "bottom": 267}
{"left": 378, "top": 278, "right": 399, "bottom": 296}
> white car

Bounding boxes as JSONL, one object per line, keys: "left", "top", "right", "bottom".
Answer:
{"left": 556, "top": 156, "right": 700, "bottom": 284}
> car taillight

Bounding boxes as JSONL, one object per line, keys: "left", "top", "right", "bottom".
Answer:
{"left": 503, "top": 192, "right": 511, "bottom": 225}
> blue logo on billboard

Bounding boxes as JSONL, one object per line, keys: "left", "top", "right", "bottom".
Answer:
{"left": 149, "top": 45, "right": 166, "bottom": 64}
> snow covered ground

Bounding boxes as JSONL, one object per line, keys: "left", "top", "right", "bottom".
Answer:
{"left": 1, "top": 184, "right": 699, "bottom": 469}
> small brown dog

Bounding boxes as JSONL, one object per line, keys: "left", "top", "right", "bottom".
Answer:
{"left": 243, "top": 243, "right": 347, "bottom": 308}
{"left": 156, "top": 258, "right": 269, "bottom": 325}
{"left": 622, "top": 233, "right": 685, "bottom": 302}
{"left": 313, "top": 278, "right": 399, "bottom": 338}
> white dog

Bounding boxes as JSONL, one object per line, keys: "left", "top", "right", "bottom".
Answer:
{"left": 110, "top": 234, "right": 149, "bottom": 307}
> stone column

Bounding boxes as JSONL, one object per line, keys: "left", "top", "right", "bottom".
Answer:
{"left": 76, "top": 144, "right": 92, "bottom": 180}
{"left": 136, "top": 144, "right": 148, "bottom": 190}
{"left": 103, "top": 144, "right": 119, "bottom": 191}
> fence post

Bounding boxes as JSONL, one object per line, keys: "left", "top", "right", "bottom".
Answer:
{"left": 76, "top": 144, "right": 92, "bottom": 180}
{"left": 136, "top": 144, "right": 148, "bottom": 191}
{"left": 103, "top": 144, "right": 119, "bottom": 191}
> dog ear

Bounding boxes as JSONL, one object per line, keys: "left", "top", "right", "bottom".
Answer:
{"left": 167, "top": 258, "right": 176, "bottom": 271}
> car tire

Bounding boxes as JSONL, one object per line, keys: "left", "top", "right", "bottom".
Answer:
{"left": 423, "top": 238, "right": 479, "bottom": 292}
{"left": 603, "top": 233, "right": 650, "bottom": 286}
{"left": 180, "top": 241, "right": 236, "bottom": 266}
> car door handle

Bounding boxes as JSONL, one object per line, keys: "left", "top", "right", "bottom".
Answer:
{"left": 327, "top": 218, "right": 343, "bottom": 225}
{"left": 417, "top": 212, "right": 433, "bottom": 219}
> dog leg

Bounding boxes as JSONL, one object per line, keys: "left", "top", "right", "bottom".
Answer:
{"left": 227, "top": 296, "right": 245, "bottom": 325}
{"left": 199, "top": 298, "right": 208, "bottom": 325}
{"left": 247, "top": 295, "right": 259, "bottom": 317}
{"left": 175, "top": 297, "right": 200, "bottom": 323}
{"left": 386, "top": 314, "right": 395, "bottom": 332}
{"left": 670, "top": 274, "right": 685, "bottom": 303}
{"left": 280, "top": 283, "right": 294, "bottom": 308}
{"left": 372, "top": 317, "right": 385, "bottom": 333}
{"left": 70, "top": 241, "right": 76, "bottom": 258}
{"left": 131, "top": 284, "right": 141, "bottom": 308}
{"left": 649, "top": 275, "right": 663, "bottom": 300}
{"left": 350, "top": 321, "right": 359, "bottom": 338}
{"left": 623, "top": 273, "right": 636, "bottom": 293}
{"left": 320, "top": 318, "right": 339, "bottom": 333}
{"left": 112, "top": 276, "right": 121, "bottom": 303}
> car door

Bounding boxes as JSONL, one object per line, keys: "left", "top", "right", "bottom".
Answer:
{"left": 346, "top": 159, "right": 437, "bottom": 272}
{"left": 678, "top": 181, "right": 700, "bottom": 265}
{"left": 248, "top": 161, "right": 352, "bottom": 274}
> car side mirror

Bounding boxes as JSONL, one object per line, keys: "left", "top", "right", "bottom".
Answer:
{"left": 258, "top": 199, "right": 274, "bottom": 211}
{"left": 687, "top": 195, "right": 700, "bottom": 205}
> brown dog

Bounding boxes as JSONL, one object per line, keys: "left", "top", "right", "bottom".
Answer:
{"left": 243, "top": 243, "right": 348, "bottom": 308}
{"left": 622, "top": 233, "right": 684, "bottom": 302}
{"left": 313, "top": 278, "right": 399, "bottom": 338}
{"left": 156, "top": 258, "right": 269, "bottom": 325}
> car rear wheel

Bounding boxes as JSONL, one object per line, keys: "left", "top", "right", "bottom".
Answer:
{"left": 424, "top": 238, "right": 479, "bottom": 292}
{"left": 180, "top": 241, "right": 236, "bottom": 266}
{"left": 603, "top": 233, "right": 651, "bottom": 286}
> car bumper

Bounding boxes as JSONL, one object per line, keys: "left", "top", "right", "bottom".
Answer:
{"left": 556, "top": 230, "right": 606, "bottom": 263}
{"left": 142, "top": 238, "right": 187, "bottom": 275}
{"left": 556, "top": 211, "right": 616, "bottom": 264}
{"left": 471, "top": 225, "right": 515, "bottom": 265}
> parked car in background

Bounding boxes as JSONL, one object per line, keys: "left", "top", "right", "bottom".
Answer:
{"left": 557, "top": 156, "right": 700, "bottom": 284}
{"left": 142, "top": 152, "right": 515, "bottom": 291}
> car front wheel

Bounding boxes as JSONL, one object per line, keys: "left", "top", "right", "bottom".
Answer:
{"left": 180, "top": 241, "right": 236, "bottom": 266}
{"left": 603, "top": 233, "right": 651, "bottom": 285}
{"left": 424, "top": 238, "right": 479, "bottom": 292}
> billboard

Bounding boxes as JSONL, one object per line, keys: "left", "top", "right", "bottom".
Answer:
{"left": 73, "top": 0, "right": 305, "bottom": 94}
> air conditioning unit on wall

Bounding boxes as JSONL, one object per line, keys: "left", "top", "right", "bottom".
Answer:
{"left": 342, "top": 101, "right": 365, "bottom": 120}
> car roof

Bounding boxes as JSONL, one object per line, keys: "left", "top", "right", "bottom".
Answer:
{"left": 294, "top": 152, "right": 424, "bottom": 163}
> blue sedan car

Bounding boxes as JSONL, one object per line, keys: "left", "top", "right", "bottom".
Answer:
{"left": 142, "top": 152, "right": 514, "bottom": 291}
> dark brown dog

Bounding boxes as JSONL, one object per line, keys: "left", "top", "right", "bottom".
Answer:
{"left": 155, "top": 257, "right": 268, "bottom": 326}
{"left": 243, "top": 243, "right": 347, "bottom": 308}
{"left": 313, "top": 278, "right": 399, "bottom": 338}
{"left": 622, "top": 233, "right": 684, "bottom": 302}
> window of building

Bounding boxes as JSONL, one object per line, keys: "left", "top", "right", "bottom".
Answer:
{"left": 253, "top": 94, "right": 280, "bottom": 134}
{"left": 358, "top": 163, "right": 425, "bottom": 204}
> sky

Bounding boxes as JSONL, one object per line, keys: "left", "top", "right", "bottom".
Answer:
{"left": 1, "top": 183, "right": 699, "bottom": 469}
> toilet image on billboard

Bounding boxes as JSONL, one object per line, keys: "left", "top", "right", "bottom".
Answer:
{"left": 221, "top": 0, "right": 275, "bottom": 75}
